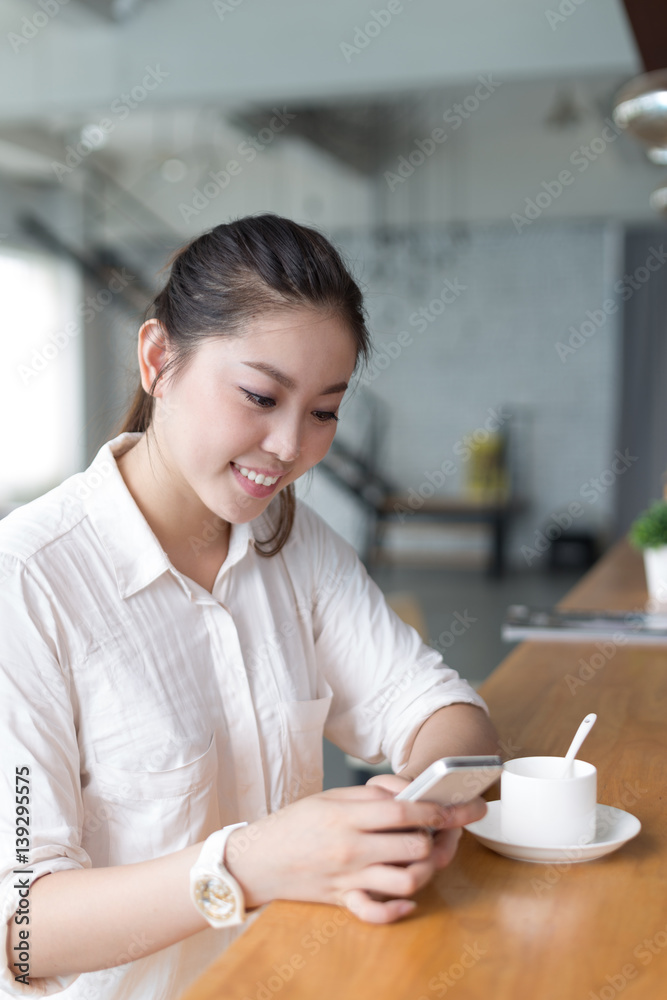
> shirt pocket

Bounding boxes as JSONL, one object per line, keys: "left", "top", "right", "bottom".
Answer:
{"left": 278, "top": 684, "right": 333, "bottom": 801}
{"left": 82, "top": 735, "right": 221, "bottom": 866}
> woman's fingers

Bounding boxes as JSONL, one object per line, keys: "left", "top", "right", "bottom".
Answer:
{"left": 337, "top": 795, "right": 454, "bottom": 836}
{"left": 356, "top": 826, "right": 463, "bottom": 871}
{"left": 355, "top": 829, "right": 435, "bottom": 867}
{"left": 319, "top": 784, "right": 392, "bottom": 800}
{"left": 440, "top": 796, "right": 488, "bottom": 827}
{"left": 340, "top": 888, "right": 417, "bottom": 925}
{"left": 316, "top": 789, "right": 486, "bottom": 872}
{"left": 346, "top": 799, "right": 479, "bottom": 872}
{"left": 323, "top": 785, "right": 487, "bottom": 836}
{"left": 318, "top": 774, "right": 486, "bottom": 830}
{"left": 364, "top": 773, "right": 411, "bottom": 795}
{"left": 430, "top": 827, "right": 463, "bottom": 868}
{"left": 346, "top": 858, "right": 438, "bottom": 899}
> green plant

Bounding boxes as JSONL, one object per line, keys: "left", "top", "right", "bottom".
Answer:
{"left": 629, "top": 501, "right": 667, "bottom": 549}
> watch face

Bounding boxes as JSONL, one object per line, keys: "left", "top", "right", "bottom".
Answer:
{"left": 195, "top": 876, "right": 237, "bottom": 923}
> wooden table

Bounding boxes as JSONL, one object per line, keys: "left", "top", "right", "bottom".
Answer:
{"left": 181, "top": 541, "right": 667, "bottom": 1000}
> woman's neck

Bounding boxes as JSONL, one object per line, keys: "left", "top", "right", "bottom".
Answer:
{"left": 116, "top": 433, "right": 231, "bottom": 592}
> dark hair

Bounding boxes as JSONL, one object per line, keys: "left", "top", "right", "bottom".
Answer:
{"left": 120, "top": 213, "right": 370, "bottom": 556}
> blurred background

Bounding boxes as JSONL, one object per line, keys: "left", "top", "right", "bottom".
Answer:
{"left": 1, "top": 0, "right": 666, "bottom": 781}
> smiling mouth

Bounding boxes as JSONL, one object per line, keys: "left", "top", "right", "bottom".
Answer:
{"left": 231, "top": 463, "right": 282, "bottom": 487}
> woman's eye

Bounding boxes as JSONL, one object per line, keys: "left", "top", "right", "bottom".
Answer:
{"left": 241, "top": 389, "right": 337, "bottom": 422}
{"left": 242, "top": 390, "right": 275, "bottom": 408}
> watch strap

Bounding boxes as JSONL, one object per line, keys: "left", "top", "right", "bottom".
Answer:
{"left": 190, "top": 822, "right": 248, "bottom": 928}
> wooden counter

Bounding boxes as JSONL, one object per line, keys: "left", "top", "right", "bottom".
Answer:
{"left": 181, "top": 541, "right": 667, "bottom": 1000}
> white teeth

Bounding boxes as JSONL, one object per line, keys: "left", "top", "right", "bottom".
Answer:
{"left": 234, "top": 464, "right": 279, "bottom": 486}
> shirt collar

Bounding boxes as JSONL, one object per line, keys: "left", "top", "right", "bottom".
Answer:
{"left": 79, "top": 432, "right": 256, "bottom": 600}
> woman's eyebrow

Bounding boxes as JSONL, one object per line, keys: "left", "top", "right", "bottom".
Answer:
{"left": 241, "top": 361, "right": 348, "bottom": 395}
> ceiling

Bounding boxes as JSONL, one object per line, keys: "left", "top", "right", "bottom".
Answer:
{"left": 0, "top": 0, "right": 654, "bottom": 244}
{"left": 0, "top": 0, "right": 642, "bottom": 183}
{"left": 1, "top": 0, "right": 639, "bottom": 122}
{"left": 0, "top": 0, "right": 660, "bottom": 322}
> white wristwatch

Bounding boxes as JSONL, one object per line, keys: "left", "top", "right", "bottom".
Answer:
{"left": 189, "top": 823, "right": 248, "bottom": 928}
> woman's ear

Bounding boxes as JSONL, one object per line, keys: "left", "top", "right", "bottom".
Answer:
{"left": 137, "top": 319, "right": 170, "bottom": 396}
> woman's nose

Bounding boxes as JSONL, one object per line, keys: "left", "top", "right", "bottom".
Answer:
{"left": 263, "top": 414, "right": 302, "bottom": 464}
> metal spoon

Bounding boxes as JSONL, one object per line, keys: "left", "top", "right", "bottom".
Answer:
{"left": 561, "top": 713, "right": 597, "bottom": 778}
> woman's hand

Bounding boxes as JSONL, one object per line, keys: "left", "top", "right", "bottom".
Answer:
{"left": 225, "top": 779, "right": 486, "bottom": 925}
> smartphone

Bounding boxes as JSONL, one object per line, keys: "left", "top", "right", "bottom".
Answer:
{"left": 394, "top": 755, "right": 503, "bottom": 808}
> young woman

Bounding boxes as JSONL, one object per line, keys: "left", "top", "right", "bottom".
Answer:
{"left": 0, "top": 214, "right": 497, "bottom": 999}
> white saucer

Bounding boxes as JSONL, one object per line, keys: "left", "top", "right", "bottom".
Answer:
{"left": 464, "top": 801, "right": 641, "bottom": 863}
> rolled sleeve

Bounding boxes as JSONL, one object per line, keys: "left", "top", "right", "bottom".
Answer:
{"left": 378, "top": 647, "right": 488, "bottom": 775}
{"left": 0, "top": 556, "right": 91, "bottom": 997}
{"left": 306, "top": 508, "right": 488, "bottom": 771}
{"left": 1, "top": 860, "right": 89, "bottom": 999}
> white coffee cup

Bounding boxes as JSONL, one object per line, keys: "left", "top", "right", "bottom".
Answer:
{"left": 500, "top": 756, "right": 597, "bottom": 847}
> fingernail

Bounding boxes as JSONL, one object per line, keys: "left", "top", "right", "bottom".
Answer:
{"left": 398, "top": 900, "right": 417, "bottom": 916}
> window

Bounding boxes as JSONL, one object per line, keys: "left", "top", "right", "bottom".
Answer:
{"left": 0, "top": 246, "right": 83, "bottom": 508}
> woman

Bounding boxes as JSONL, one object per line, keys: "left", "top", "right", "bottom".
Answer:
{"left": 0, "top": 214, "right": 497, "bottom": 998}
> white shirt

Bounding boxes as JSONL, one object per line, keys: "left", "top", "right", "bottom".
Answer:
{"left": 0, "top": 433, "right": 488, "bottom": 1000}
